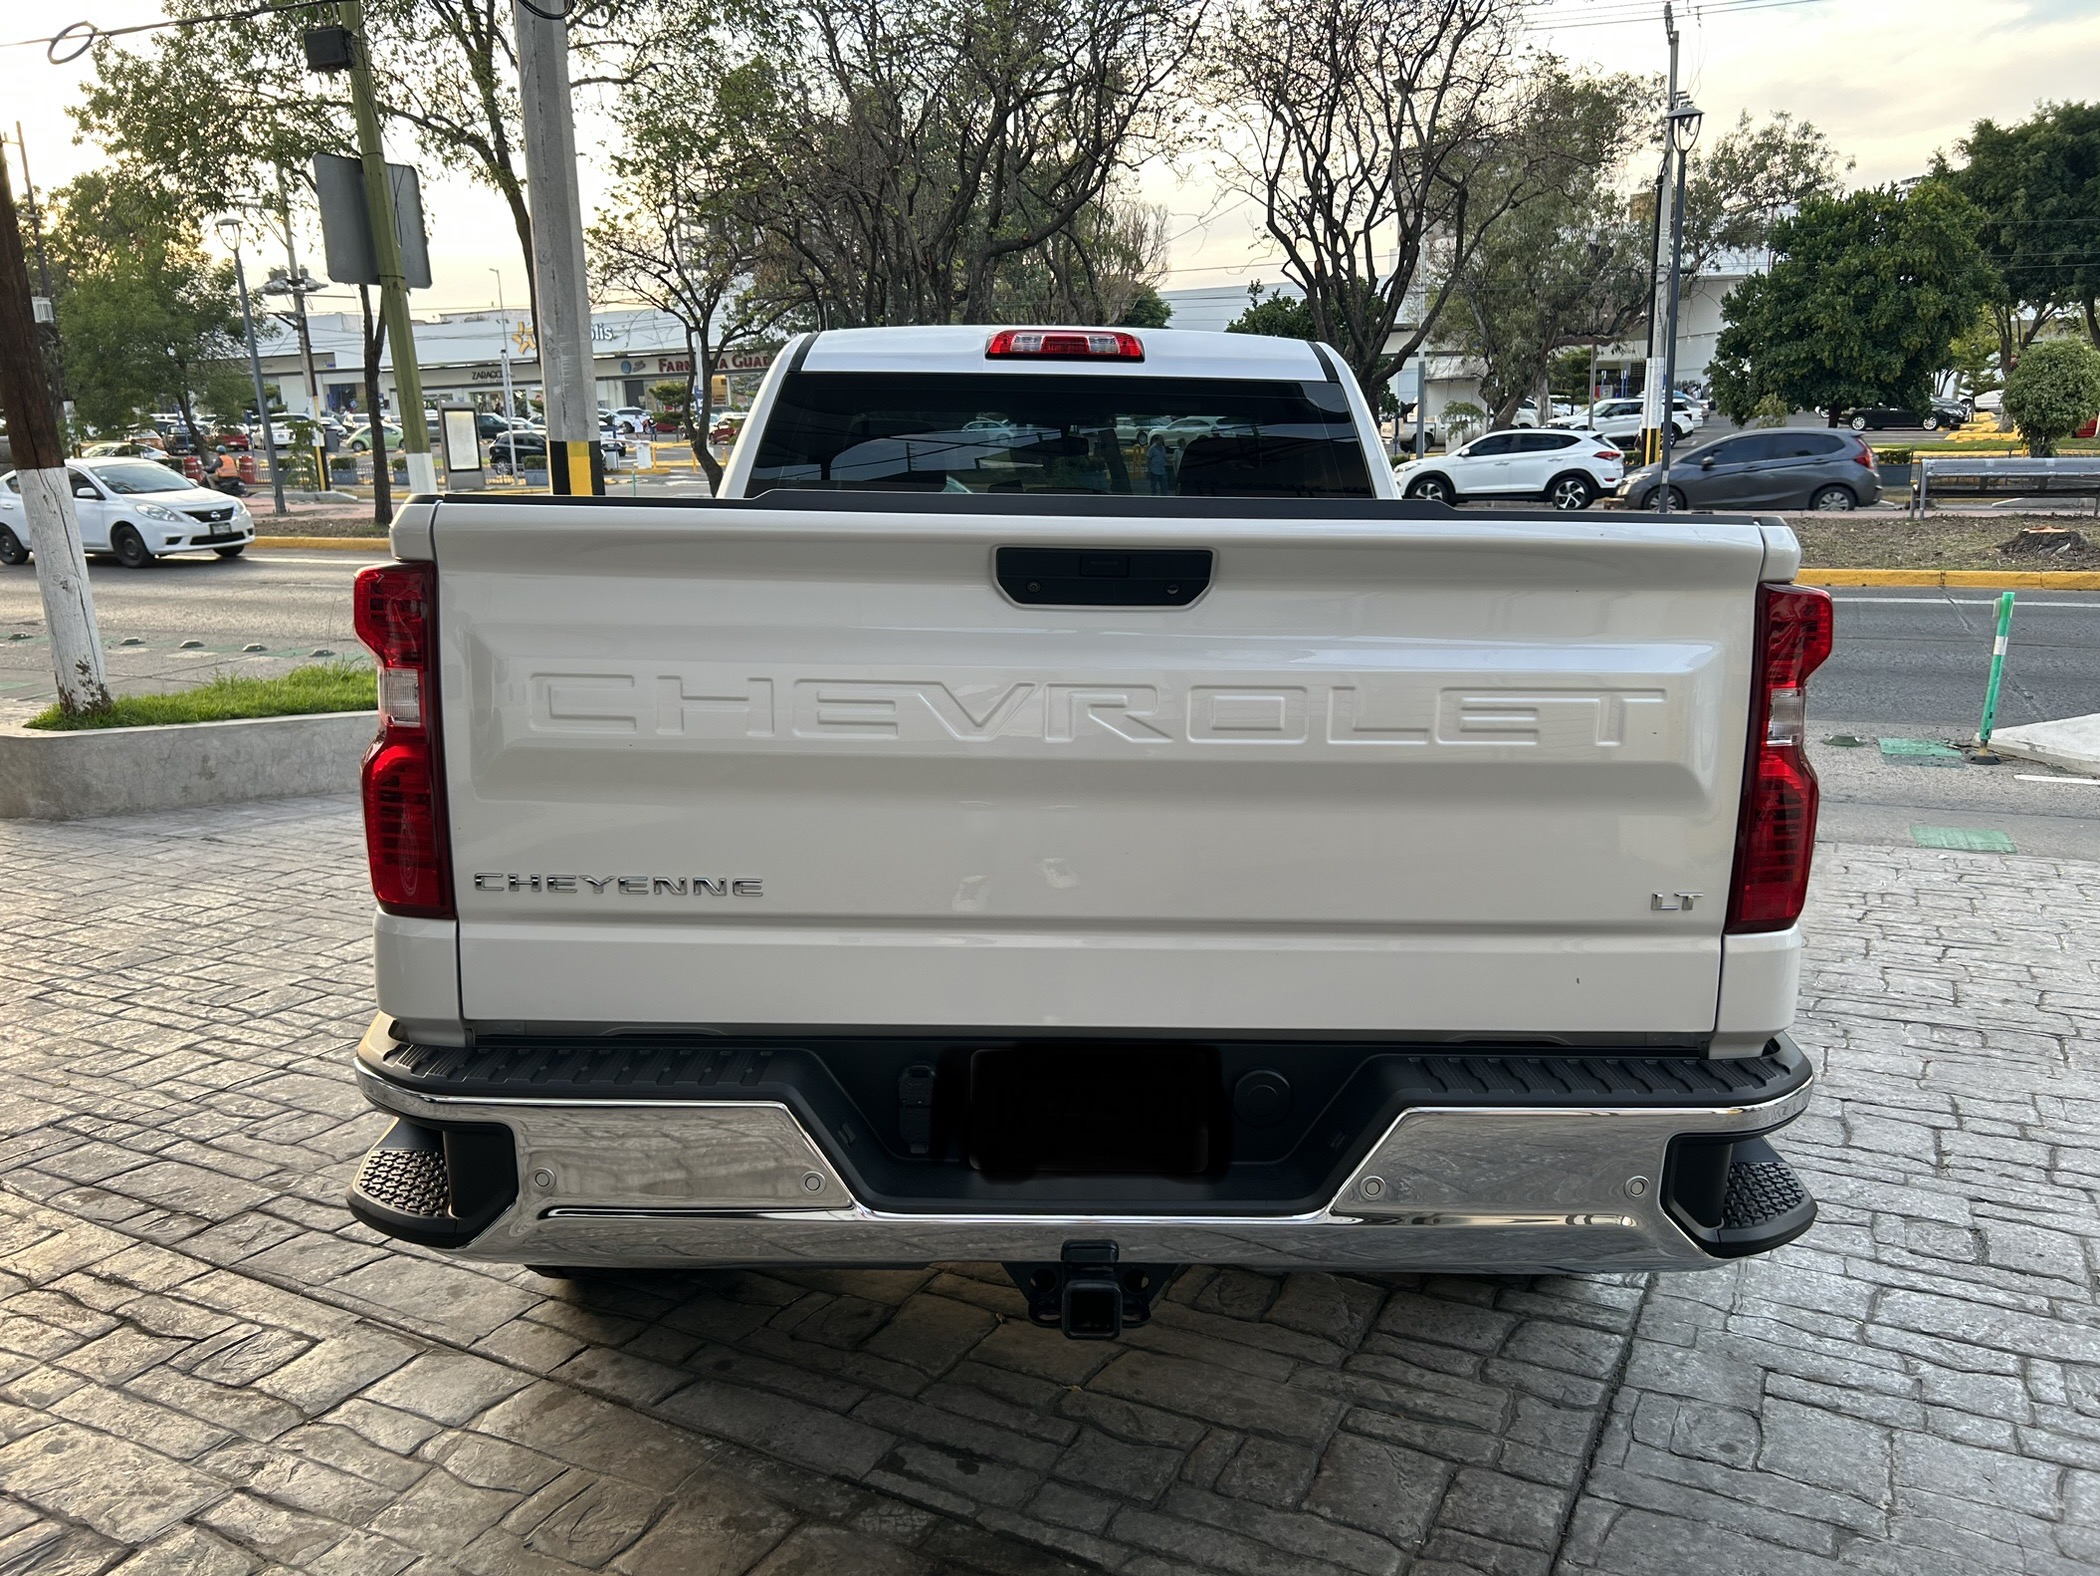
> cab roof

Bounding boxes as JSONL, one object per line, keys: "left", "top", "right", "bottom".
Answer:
{"left": 797, "top": 325, "right": 1337, "bottom": 382}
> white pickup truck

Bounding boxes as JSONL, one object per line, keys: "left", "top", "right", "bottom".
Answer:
{"left": 346, "top": 326, "right": 1830, "bottom": 1338}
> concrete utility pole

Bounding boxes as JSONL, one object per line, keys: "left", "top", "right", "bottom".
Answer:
{"left": 220, "top": 217, "right": 289, "bottom": 517}
{"left": 0, "top": 151, "right": 109, "bottom": 715}
{"left": 341, "top": 0, "right": 436, "bottom": 495}
{"left": 513, "top": 0, "right": 604, "bottom": 496}
{"left": 1638, "top": 3, "right": 1681, "bottom": 474}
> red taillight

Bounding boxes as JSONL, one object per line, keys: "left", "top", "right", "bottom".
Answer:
{"left": 354, "top": 562, "right": 453, "bottom": 919}
{"left": 1595, "top": 450, "right": 1622, "bottom": 461}
{"left": 986, "top": 329, "right": 1144, "bottom": 361}
{"left": 1727, "top": 584, "right": 1834, "bottom": 932}
{"left": 1854, "top": 443, "right": 1875, "bottom": 469}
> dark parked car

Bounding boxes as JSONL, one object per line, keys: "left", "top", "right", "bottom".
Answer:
{"left": 1622, "top": 429, "right": 1882, "bottom": 512}
{"left": 1841, "top": 401, "right": 1968, "bottom": 432}
{"left": 486, "top": 429, "right": 626, "bottom": 474}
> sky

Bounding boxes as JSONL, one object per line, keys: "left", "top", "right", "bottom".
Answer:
{"left": 5, "top": 0, "right": 2099, "bottom": 315}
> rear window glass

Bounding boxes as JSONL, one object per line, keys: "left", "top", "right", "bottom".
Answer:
{"left": 747, "top": 373, "right": 1374, "bottom": 498}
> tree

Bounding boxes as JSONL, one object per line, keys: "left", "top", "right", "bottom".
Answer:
{"left": 1225, "top": 284, "right": 1317, "bottom": 340}
{"left": 1117, "top": 282, "right": 1172, "bottom": 328}
{"left": 2002, "top": 337, "right": 2100, "bottom": 456}
{"left": 738, "top": 0, "right": 1195, "bottom": 327}
{"left": 1679, "top": 111, "right": 1850, "bottom": 279}
{"left": 1449, "top": 73, "right": 1651, "bottom": 426}
{"left": 1202, "top": 0, "right": 1639, "bottom": 393}
{"left": 1706, "top": 183, "right": 1995, "bottom": 427}
{"left": 590, "top": 54, "right": 802, "bottom": 486}
{"left": 1939, "top": 102, "right": 2100, "bottom": 370}
{"left": 73, "top": 0, "right": 657, "bottom": 340}
{"left": 47, "top": 171, "right": 246, "bottom": 457}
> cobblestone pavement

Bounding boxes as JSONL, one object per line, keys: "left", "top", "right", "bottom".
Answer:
{"left": 2, "top": 798, "right": 2097, "bottom": 1574}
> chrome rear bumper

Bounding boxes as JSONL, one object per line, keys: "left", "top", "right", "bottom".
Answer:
{"left": 351, "top": 1018, "right": 1815, "bottom": 1274}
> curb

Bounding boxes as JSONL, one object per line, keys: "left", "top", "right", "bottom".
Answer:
{"left": 252, "top": 536, "right": 390, "bottom": 550}
{"left": 1797, "top": 569, "right": 2100, "bottom": 590}
{"left": 0, "top": 711, "right": 374, "bottom": 820}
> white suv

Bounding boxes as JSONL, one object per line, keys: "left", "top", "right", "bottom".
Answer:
{"left": 1395, "top": 427, "right": 1623, "bottom": 509}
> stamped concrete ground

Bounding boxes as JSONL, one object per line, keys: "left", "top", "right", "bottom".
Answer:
{"left": 2, "top": 798, "right": 2097, "bottom": 1575}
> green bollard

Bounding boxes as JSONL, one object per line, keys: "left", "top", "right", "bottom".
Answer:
{"left": 1976, "top": 590, "right": 2016, "bottom": 747}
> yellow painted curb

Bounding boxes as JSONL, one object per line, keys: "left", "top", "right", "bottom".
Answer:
{"left": 251, "top": 536, "right": 390, "bottom": 550}
{"left": 1798, "top": 568, "right": 2100, "bottom": 589}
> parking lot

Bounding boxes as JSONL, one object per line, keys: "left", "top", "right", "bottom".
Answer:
{"left": 2, "top": 792, "right": 2097, "bottom": 1574}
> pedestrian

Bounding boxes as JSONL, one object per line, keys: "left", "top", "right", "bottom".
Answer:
{"left": 1147, "top": 431, "right": 1170, "bottom": 495}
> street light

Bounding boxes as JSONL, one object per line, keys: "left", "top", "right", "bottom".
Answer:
{"left": 1653, "top": 96, "right": 1702, "bottom": 517}
{"left": 217, "top": 214, "right": 288, "bottom": 517}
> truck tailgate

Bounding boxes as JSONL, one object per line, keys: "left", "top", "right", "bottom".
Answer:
{"left": 429, "top": 499, "right": 1772, "bottom": 1036}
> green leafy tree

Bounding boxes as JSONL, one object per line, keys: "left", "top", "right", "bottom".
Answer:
{"left": 1226, "top": 283, "right": 1317, "bottom": 339}
{"left": 2002, "top": 337, "right": 2100, "bottom": 456}
{"left": 48, "top": 171, "right": 245, "bottom": 456}
{"left": 1707, "top": 183, "right": 1995, "bottom": 427}
{"left": 1939, "top": 102, "right": 2100, "bottom": 367}
{"left": 1117, "top": 283, "right": 1172, "bottom": 328}
{"left": 73, "top": 0, "right": 658, "bottom": 338}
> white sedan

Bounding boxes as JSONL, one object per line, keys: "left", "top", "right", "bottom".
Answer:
{"left": 1395, "top": 428, "right": 1624, "bottom": 510}
{"left": 0, "top": 459, "right": 254, "bottom": 569}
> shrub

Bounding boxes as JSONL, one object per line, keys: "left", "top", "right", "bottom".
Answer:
{"left": 1751, "top": 393, "right": 1791, "bottom": 428}
{"left": 2004, "top": 339, "right": 2100, "bottom": 457}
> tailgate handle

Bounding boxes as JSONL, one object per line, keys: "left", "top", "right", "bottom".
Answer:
{"left": 997, "top": 546, "right": 1212, "bottom": 607}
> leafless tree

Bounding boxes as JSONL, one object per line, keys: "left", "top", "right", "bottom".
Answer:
{"left": 743, "top": 0, "right": 1198, "bottom": 326}
{"left": 1205, "top": 0, "right": 1625, "bottom": 391}
{"left": 591, "top": 59, "right": 803, "bottom": 486}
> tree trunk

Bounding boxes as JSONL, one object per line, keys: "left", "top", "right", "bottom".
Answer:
{"left": 690, "top": 327, "right": 723, "bottom": 491}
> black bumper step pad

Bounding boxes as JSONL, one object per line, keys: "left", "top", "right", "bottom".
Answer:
{"left": 1665, "top": 1133, "right": 1817, "bottom": 1258}
{"left": 346, "top": 1118, "right": 518, "bottom": 1249}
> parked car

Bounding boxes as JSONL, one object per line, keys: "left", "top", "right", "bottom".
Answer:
{"left": 1622, "top": 428, "right": 1881, "bottom": 511}
{"left": 1511, "top": 398, "right": 1575, "bottom": 427}
{"left": 0, "top": 459, "right": 254, "bottom": 568}
{"left": 486, "top": 428, "right": 627, "bottom": 474}
{"left": 610, "top": 406, "right": 651, "bottom": 434}
{"left": 1555, "top": 397, "right": 1693, "bottom": 445}
{"left": 709, "top": 410, "right": 751, "bottom": 445}
{"left": 345, "top": 422, "right": 406, "bottom": 454}
{"left": 343, "top": 323, "right": 1828, "bottom": 1323}
{"left": 1840, "top": 401, "right": 1969, "bottom": 432}
{"left": 1395, "top": 427, "right": 1623, "bottom": 509}
{"left": 80, "top": 441, "right": 182, "bottom": 469}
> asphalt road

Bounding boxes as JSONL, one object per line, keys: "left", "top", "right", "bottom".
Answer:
{"left": 1814, "top": 586, "right": 2100, "bottom": 730}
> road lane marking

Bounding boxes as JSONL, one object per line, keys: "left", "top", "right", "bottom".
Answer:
{"left": 2015, "top": 774, "right": 2100, "bottom": 785}
{"left": 1831, "top": 597, "right": 2100, "bottom": 608}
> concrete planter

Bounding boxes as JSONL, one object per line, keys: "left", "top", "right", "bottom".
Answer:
{"left": 0, "top": 710, "right": 376, "bottom": 821}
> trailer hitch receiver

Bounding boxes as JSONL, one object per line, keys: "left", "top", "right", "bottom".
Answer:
{"left": 1005, "top": 1242, "right": 1180, "bottom": 1340}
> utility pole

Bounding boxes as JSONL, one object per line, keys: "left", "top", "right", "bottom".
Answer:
{"left": 220, "top": 217, "right": 289, "bottom": 517}
{"left": 340, "top": 0, "right": 435, "bottom": 495}
{"left": 513, "top": 0, "right": 604, "bottom": 496}
{"left": 1654, "top": 98, "right": 1704, "bottom": 517}
{"left": 1638, "top": 3, "right": 1680, "bottom": 476}
{"left": 0, "top": 150, "right": 109, "bottom": 715}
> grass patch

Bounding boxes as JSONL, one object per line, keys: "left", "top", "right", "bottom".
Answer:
{"left": 25, "top": 662, "right": 375, "bottom": 732}
{"left": 1793, "top": 511, "right": 2100, "bottom": 571}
